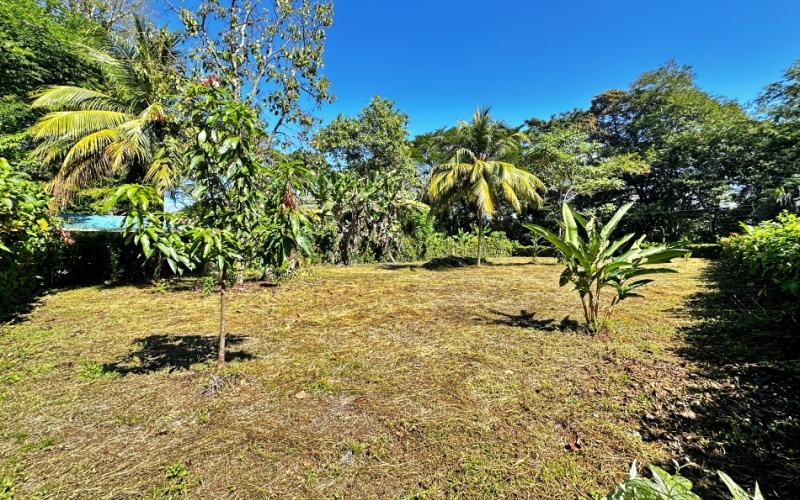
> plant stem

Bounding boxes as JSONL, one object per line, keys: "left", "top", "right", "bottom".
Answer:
{"left": 218, "top": 273, "right": 226, "bottom": 369}
{"left": 477, "top": 216, "right": 483, "bottom": 266}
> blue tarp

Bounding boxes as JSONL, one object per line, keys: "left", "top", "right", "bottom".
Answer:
{"left": 59, "top": 214, "right": 125, "bottom": 232}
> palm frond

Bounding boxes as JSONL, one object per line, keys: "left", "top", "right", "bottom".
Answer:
{"left": 61, "top": 128, "right": 123, "bottom": 167}
{"left": 107, "top": 119, "right": 152, "bottom": 171}
{"left": 48, "top": 156, "right": 113, "bottom": 209}
{"left": 30, "top": 86, "right": 127, "bottom": 113}
{"left": 31, "top": 110, "right": 132, "bottom": 142}
{"left": 472, "top": 176, "right": 494, "bottom": 218}
{"left": 146, "top": 149, "right": 182, "bottom": 194}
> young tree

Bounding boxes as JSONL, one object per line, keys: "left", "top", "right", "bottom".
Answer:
{"left": 428, "top": 107, "right": 546, "bottom": 265}
{"left": 110, "top": 84, "right": 311, "bottom": 368}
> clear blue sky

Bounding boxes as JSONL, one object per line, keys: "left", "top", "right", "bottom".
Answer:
{"left": 317, "top": 0, "right": 800, "bottom": 137}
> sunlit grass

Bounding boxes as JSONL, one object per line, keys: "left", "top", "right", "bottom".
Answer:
{"left": 0, "top": 257, "right": 709, "bottom": 497}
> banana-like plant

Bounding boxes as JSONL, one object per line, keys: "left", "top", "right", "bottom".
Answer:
{"left": 525, "top": 202, "right": 688, "bottom": 331}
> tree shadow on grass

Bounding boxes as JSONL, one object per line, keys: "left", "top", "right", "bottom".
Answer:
{"left": 381, "top": 257, "right": 546, "bottom": 272}
{"left": 643, "top": 262, "right": 800, "bottom": 498}
{"left": 103, "top": 333, "right": 254, "bottom": 375}
{"left": 381, "top": 263, "right": 424, "bottom": 271}
{"left": 481, "top": 308, "right": 580, "bottom": 332}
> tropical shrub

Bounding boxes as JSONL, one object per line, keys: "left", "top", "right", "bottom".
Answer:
{"left": 398, "top": 230, "right": 515, "bottom": 262}
{"left": 0, "top": 158, "right": 54, "bottom": 315}
{"left": 525, "top": 202, "right": 687, "bottom": 331}
{"left": 687, "top": 243, "right": 723, "bottom": 259}
{"left": 605, "top": 462, "right": 762, "bottom": 500}
{"left": 722, "top": 212, "right": 800, "bottom": 303}
{"left": 108, "top": 84, "right": 313, "bottom": 367}
{"left": 41, "top": 232, "right": 157, "bottom": 286}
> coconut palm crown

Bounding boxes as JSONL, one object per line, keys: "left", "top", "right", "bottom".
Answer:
{"left": 427, "top": 107, "right": 546, "bottom": 264}
{"left": 29, "top": 16, "right": 183, "bottom": 208}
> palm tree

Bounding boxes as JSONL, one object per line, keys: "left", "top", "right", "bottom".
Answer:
{"left": 428, "top": 107, "right": 546, "bottom": 265}
{"left": 29, "top": 17, "right": 183, "bottom": 209}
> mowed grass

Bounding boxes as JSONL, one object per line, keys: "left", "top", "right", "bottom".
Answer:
{"left": 0, "top": 257, "right": 709, "bottom": 498}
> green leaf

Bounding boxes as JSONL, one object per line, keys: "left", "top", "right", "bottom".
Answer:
{"left": 562, "top": 203, "right": 579, "bottom": 248}
{"left": 718, "top": 471, "right": 763, "bottom": 500}
{"left": 601, "top": 202, "right": 634, "bottom": 240}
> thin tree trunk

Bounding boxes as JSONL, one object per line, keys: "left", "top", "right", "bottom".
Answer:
{"left": 218, "top": 277, "right": 227, "bottom": 368}
{"left": 477, "top": 216, "right": 483, "bottom": 266}
{"left": 235, "top": 262, "right": 245, "bottom": 286}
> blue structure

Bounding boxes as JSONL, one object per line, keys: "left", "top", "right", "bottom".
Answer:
{"left": 58, "top": 214, "right": 125, "bottom": 232}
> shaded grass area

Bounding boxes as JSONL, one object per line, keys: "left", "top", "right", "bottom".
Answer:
{"left": 0, "top": 257, "right": 746, "bottom": 498}
{"left": 643, "top": 263, "right": 800, "bottom": 499}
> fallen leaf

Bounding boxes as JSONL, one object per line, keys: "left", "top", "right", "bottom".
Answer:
{"left": 302, "top": 460, "right": 315, "bottom": 468}
{"left": 354, "top": 395, "right": 367, "bottom": 403}
{"left": 566, "top": 429, "right": 581, "bottom": 452}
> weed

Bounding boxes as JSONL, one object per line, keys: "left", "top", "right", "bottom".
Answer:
{"left": 77, "top": 360, "right": 117, "bottom": 382}
{"left": 146, "top": 462, "right": 190, "bottom": 498}
{"left": 197, "top": 408, "right": 210, "bottom": 425}
{"left": 0, "top": 476, "right": 14, "bottom": 499}
{"left": 36, "top": 438, "right": 55, "bottom": 450}
{"left": 304, "top": 467, "right": 318, "bottom": 485}
{"left": 116, "top": 414, "right": 142, "bottom": 427}
{"left": 201, "top": 277, "right": 214, "bottom": 298}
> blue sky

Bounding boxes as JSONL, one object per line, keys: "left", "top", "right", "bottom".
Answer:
{"left": 317, "top": 0, "right": 800, "bottom": 136}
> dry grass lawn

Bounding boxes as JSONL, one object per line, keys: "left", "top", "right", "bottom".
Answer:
{"left": 1, "top": 257, "right": 713, "bottom": 498}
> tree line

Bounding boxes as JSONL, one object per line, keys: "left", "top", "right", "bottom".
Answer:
{"left": 3, "top": 0, "right": 800, "bottom": 280}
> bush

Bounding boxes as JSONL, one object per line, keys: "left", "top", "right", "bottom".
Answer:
{"left": 688, "top": 243, "right": 722, "bottom": 259}
{"left": 0, "top": 158, "right": 53, "bottom": 316}
{"left": 722, "top": 212, "right": 800, "bottom": 303}
{"left": 511, "top": 244, "right": 557, "bottom": 258}
{"left": 397, "top": 230, "right": 515, "bottom": 262}
{"left": 526, "top": 203, "right": 687, "bottom": 332}
{"left": 41, "top": 231, "right": 158, "bottom": 287}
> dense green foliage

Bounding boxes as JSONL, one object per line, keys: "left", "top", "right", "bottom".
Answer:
{"left": 0, "top": 0, "right": 102, "bottom": 183}
{"left": 398, "top": 227, "right": 516, "bottom": 262}
{"left": 722, "top": 213, "right": 800, "bottom": 306}
{"left": 312, "top": 97, "right": 419, "bottom": 264}
{"left": 526, "top": 203, "right": 688, "bottom": 330}
{"left": 0, "top": 158, "right": 53, "bottom": 314}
